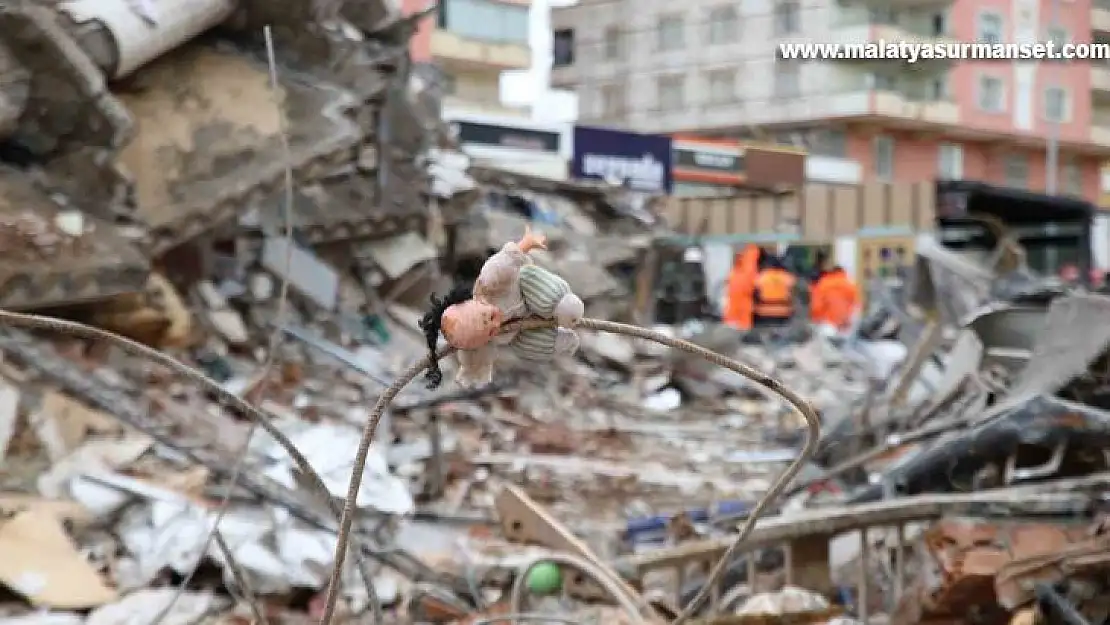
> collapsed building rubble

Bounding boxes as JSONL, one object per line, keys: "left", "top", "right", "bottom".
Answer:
{"left": 9, "top": 170, "right": 1110, "bottom": 624}
{"left": 0, "top": 6, "right": 1109, "bottom": 623}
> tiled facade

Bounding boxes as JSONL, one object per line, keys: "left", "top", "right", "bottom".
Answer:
{"left": 551, "top": 0, "right": 1110, "bottom": 201}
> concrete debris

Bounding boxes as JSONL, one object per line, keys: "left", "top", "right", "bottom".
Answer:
{"left": 0, "top": 5, "right": 1107, "bottom": 624}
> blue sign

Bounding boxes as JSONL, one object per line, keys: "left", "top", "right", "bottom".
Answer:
{"left": 570, "top": 126, "right": 673, "bottom": 194}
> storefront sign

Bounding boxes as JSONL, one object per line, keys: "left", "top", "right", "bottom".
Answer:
{"left": 453, "top": 121, "right": 561, "bottom": 153}
{"left": 671, "top": 136, "right": 806, "bottom": 190}
{"left": 570, "top": 126, "right": 672, "bottom": 193}
{"left": 672, "top": 138, "right": 745, "bottom": 184}
{"left": 675, "top": 150, "right": 741, "bottom": 171}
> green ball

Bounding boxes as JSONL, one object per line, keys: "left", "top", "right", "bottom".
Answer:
{"left": 525, "top": 562, "right": 563, "bottom": 595}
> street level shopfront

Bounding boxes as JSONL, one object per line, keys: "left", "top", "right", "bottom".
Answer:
{"left": 670, "top": 137, "right": 806, "bottom": 196}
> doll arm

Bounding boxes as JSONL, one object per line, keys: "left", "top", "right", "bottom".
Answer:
{"left": 474, "top": 227, "right": 548, "bottom": 302}
{"left": 517, "top": 224, "right": 547, "bottom": 253}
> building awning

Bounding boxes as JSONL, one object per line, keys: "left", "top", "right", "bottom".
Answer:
{"left": 936, "top": 180, "right": 1094, "bottom": 225}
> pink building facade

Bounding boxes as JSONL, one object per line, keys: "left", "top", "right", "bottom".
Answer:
{"left": 841, "top": 0, "right": 1110, "bottom": 201}
{"left": 402, "top": 0, "right": 432, "bottom": 62}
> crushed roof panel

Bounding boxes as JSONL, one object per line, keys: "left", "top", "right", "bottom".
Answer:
{"left": 112, "top": 43, "right": 364, "bottom": 253}
{"left": 0, "top": 167, "right": 149, "bottom": 309}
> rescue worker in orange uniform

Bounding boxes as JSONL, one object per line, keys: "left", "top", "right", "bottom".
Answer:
{"left": 810, "top": 266, "right": 860, "bottom": 332}
{"left": 752, "top": 256, "right": 796, "bottom": 328}
{"left": 723, "top": 245, "right": 761, "bottom": 330}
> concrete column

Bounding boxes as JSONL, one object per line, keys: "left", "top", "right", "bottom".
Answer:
{"left": 55, "top": 0, "right": 237, "bottom": 79}
{"left": 1093, "top": 214, "right": 1110, "bottom": 270}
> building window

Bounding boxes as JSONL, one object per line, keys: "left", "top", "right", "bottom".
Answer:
{"left": 1004, "top": 154, "right": 1029, "bottom": 188}
{"left": 978, "top": 12, "right": 1003, "bottom": 44}
{"left": 657, "top": 75, "right": 684, "bottom": 110}
{"left": 811, "top": 129, "right": 847, "bottom": 157}
{"left": 869, "top": 7, "right": 897, "bottom": 24}
{"left": 707, "top": 69, "right": 735, "bottom": 104}
{"left": 1062, "top": 160, "right": 1083, "bottom": 195}
{"left": 443, "top": 0, "right": 529, "bottom": 45}
{"left": 978, "top": 75, "right": 1004, "bottom": 112}
{"left": 552, "top": 29, "right": 575, "bottom": 67}
{"left": 937, "top": 143, "right": 963, "bottom": 180}
{"left": 774, "top": 1, "right": 800, "bottom": 35}
{"left": 774, "top": 60, "right": 800, "bottom": 97}
{"left": 1044, "top": 86, "right": 1070, "bottom": 122}
{"left": 1047, "top": 26, "right": 1069, "bottom": 46}
{"left": 708, "top": 6, "right": 738, "bottom": 44}
{"left": 600, "top": 83, "right": 625, "bottom": 117}
{"left": 602, "top": 26, "right": 622, "bottom": 60}
{"left": 866, "top": 72, "right": 897, "bottom": 91}
{"left": 930, "top": 12, "right": 947, "bottom": 36}
{"left": 929, "top": 76, "right": 948, "bottom": 100}
{"left": 657, "top": 14, "right": 685, "bottom": 51}
{"left": 874, "top": 136, "right": 895, "bottom": 181}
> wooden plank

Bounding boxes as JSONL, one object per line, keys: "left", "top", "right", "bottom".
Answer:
{"left": 618, "top": 482, "right": 1106, "bottom": 575}
{"left": 495, "top": 484, "right": 661, "bottom": 620}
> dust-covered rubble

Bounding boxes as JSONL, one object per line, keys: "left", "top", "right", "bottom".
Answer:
{"left": 1, "top": 5, "right": 1110, "bottom": 621}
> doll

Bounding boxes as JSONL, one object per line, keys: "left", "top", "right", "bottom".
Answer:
{"left": 419, "top": 226, "right": 583, "bottom": 388}
{"left": 509, "top": 263, "right": 583, "bottom": 361}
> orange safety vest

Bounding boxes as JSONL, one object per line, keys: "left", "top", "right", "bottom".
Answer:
{"left": 754, "top": 269, "right": 795, "bottom": 318}
{"left": 723, "top": 245, "right": 761, "bottom": 330}
{"left": 811, "top": 270, "right": 859, "bottom": 329}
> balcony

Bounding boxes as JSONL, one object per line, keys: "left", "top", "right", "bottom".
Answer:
{"left": 919, "top": 98, "right": 960, "bottom": 124}
{"left": 871, "top": 90, "right": 920, "bottom": 117}
{"left": 430, "top": 29, "right": 531, "bottom": 71}
{"left": 872, "top": 90, "right": 958, "bottom": 123}
{"left": 626, "top": 89, "right": 960, "bottom": 134}
{"left": 1095, "top": 0, "right": 1110, "bottom": 35}
{"left": 871, "top": 23, "right": 957, "bottom": 47}
{"left": 830, "top": 15, "right": 957, "bottom": 58}
{"left": 1093, "top": 112, "right": 1110, "bottom": 147}
{"left": 433, "top": 0, "right": 531, "bottom": 71}
{"left": 443, "top": 95, "right": 530, "bottom": 118}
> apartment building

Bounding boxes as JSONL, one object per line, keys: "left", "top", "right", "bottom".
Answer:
{"left": 405, "top": 0, "right": 532, "bottom": 116}
{"left": 551, "top": 0, "right": 1110, "bottom": 202}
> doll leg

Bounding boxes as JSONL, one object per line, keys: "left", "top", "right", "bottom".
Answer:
{"left": 454, "top": 346, "right": 495, "bottom": 387}
{"left": 554, "top": 328, "right": 580, "bottom": 355}
{"left": 510, "top": 328, "right": 556, "bottom": 361}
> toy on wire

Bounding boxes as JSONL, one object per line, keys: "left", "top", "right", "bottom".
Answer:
{"left": 418, "top": 226, "right": 584, "bottom": 388}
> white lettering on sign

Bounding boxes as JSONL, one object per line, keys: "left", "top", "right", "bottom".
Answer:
{"left": 692, "top": 152, "right": 733, "bottom": 168}
{"left": 581, "top": 153, "right": 665, "bottom": 191}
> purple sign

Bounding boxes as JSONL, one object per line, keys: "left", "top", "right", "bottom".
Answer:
{"left": 570, "top": 125, "right": 673, "bottom": 193}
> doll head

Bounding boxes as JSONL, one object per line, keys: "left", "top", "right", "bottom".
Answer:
{"left": 441, "top": 299, "right": 503, "bottom": 349}
{"left": 419, "top": 282, "right": 474, "bottom": 388}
